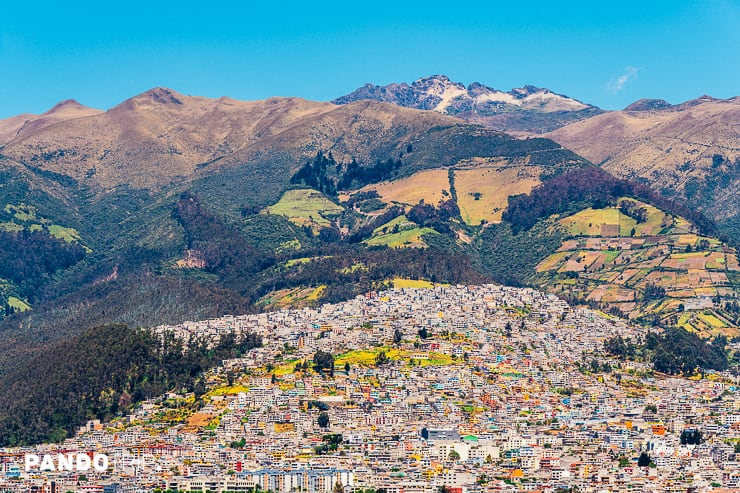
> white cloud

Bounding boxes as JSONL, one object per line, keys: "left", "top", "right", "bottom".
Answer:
{"left": 607, "top": 66, "right": 640, "bottom": 93}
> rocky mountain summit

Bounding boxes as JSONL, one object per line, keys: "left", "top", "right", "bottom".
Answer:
{"left": 333, "top": 75, "right": 603, "bottom": 133}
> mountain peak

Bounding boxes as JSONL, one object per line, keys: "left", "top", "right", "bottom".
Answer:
{"left": 42, "top": 99, "right": 101, "bottom": 117}
{"left": 671, "top": 95, "right": 723, "bottom": 111}
{"left": 412, "top": 74, "right": 463, "bottom": 90}
{"left": 624, "top": 98, "right": 673, "bottom": 112}
{"left": 511, "top": 85, "right": 549, "bottom": 97}
{"left": 333, "top": 76, "right": 601, "bottom": 133}
{"left": 414, "top": 74, "right": 452, "bottom": 83}
{"left": 110, "top": 87, "right": 186, "bottom": 113}
{"left": 140, "top": 87, "right": 185, "bottom": 106}
{"left": 45, "top": 99, "right": 84, "bottom": 113}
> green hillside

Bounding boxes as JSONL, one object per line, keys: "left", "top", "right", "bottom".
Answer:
{"left": 0, "top": 94, "right": 736, "bottom": 445}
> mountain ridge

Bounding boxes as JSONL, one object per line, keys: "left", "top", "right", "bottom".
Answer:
{"left": 546, "top": 97, "right": 740, "bottom": 235}
{"left": 0, "top": 99, "right": 102, "bottom": 146}
{"left": 333, "top": 75, "right": 603, "bottom": 133}
{"left": 0, "top": 85, "right": 736, "bottom": 446}
{"left": 0, "top": 85, "right": 588, "bottom": 330}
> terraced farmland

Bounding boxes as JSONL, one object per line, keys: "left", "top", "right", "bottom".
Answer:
{"left": 535, "top": 199, "right": 740, "bottom": 336}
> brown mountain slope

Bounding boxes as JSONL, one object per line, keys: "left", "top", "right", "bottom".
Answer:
{"left": 0, "top": 88, "right": 477, "bottom": 190}
{"left": 545, "top": 97, "right": 740, "bottom": 224}
{"left": 0, "top": 100, "right": 103, "bottom": 145}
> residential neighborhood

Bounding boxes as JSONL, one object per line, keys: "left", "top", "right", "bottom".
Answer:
{"left": 3, "top": 284, "right": 740, "bottom": 493}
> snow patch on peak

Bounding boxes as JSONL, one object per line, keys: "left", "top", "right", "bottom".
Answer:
{"left": 511, "top": 85, "right": 547, "bottom": 98}
{"left": 332, "top": 75, "right": 600, "bottom": 127}
{"left": 519, "top": 91, "right": 588, "bottom": 112}
{"left": 433, "top": 85, "right": 469, "bottom": 111}
{"left": 475, "top": 90, "right": 520, "bottom": 106}
{"left": 413, "top": 74, "right": 455, "bottom": 85}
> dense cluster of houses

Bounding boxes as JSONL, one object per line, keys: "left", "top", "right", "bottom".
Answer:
{"left": 3, "top": 285, "right": 740, "bottom": 493}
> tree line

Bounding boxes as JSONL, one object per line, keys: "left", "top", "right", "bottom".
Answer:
{"left": 603, "top": 328, "right": 728, "bottom": 375}
{"left": 290, "top": 151, "right": 403, "bottom": 195}
{"left": 502, "top": 166, "right": 719, "bottom": 238}
{"left": 0, "top": 228, "right": 86, "bottom": 304}
{"left": 0, "top": 324, "right": 261, "bottom": 446}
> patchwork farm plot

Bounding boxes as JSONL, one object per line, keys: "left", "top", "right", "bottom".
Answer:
{"left": 360, "top": 169, "right": 451, "bottom": 208}
{"left": 359, "top": 162, "right": 543, "bottom": 226}
{"left": 535, "top": 199, "right": 740, "bottom": 336}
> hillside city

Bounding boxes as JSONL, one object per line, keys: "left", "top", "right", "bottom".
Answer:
{"left": 2, "top": 285, "right": 740, "bottom": 493}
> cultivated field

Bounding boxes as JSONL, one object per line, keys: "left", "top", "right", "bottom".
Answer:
{"left": 535, "top": 200, "right": 740, "bottom": 336}
{"left": 257, "top": 285, "right": 326, "bottom": 309}
{"left": 453, "top": 165, "right": 541, "bottom": 225}
{"left": 363, "top": 215, "right": 437, "bottom": 248}
{"left": 392, "top": 278, "right": 435, "bottom": 288}
{"left": 361, "top": 169, "right": 450, "bottom": 207}
{"left": 262, "top": 189, "right": 343, "bottom": 230}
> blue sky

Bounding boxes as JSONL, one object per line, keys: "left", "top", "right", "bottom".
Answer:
{"left": 1, "top": 1, "right": 738, "bottom": 118}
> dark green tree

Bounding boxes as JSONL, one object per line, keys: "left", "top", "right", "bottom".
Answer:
{"left": 313, "top": 350, "right": 335, "bottom": 373}
{"left": 375, "top": 351, "right": 389, "bottom": 366}
{"left": 637, "top": 452, "right": 651, "bottom": 467}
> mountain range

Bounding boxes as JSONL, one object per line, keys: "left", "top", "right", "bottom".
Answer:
{"left": 0, "top": 85, "right": 584, "bottom": 362}
{"left": 333, "top": 75, "right": 603, "bottom": 134}
{"left": 545, "top": 95, "right": 740, "bottom": 239}
{"left": 336, "top": 76, "right": 740, "bottom": 241}
{"left": 0, "top": 79, "right": 737, "bottom": 445}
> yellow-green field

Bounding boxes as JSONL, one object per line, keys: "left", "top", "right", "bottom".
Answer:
{"left": 268, "top": 347, "right": 458, "bottom": 377}
{"left": 364, "top": 216, "right": 437, "bottom": 248}
{"left": 257, "top": 285, "right": 326, "bottom": 308}
{"left": 47, "top": 224, "right": 84, "bottom": 243}
{"left": 8, "top": 296, "right": 31, "bottom": 312}
{"left": 335, "top": 347, "right": 456, "bottom": 368}
{"left": 558, "top": 200, "right": 676, "bottom": 238}
{"left": 393, "top": 278, "right": 435, "bottom": 289}
{"left": 362, "top": 169, "right": 450, "bottom": 207}
{"left": 208, "top": 385, "right": 250, "bottom": 396}
{"left": 284, "top": 256, "right": 333, "bottom": 268}
{"left": 284, "top": 257, "right": 314, "bottom": 267}
{"left": 2, "top": 203, "right": 87, "bottom": 248}
{"left": 560, "top": 208, "right": 637, "bottom": 237}
{"left": 454, "top": 166, "right": 541, "bottom": 225}
{"left": 371, "top": 215, "right": 413, "bottom": 235}
{"left": 697, "top": 312, "right": 726, "bottom": 330}
{"left": 262, "top": 189, "right": 343, "bottom": 229}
